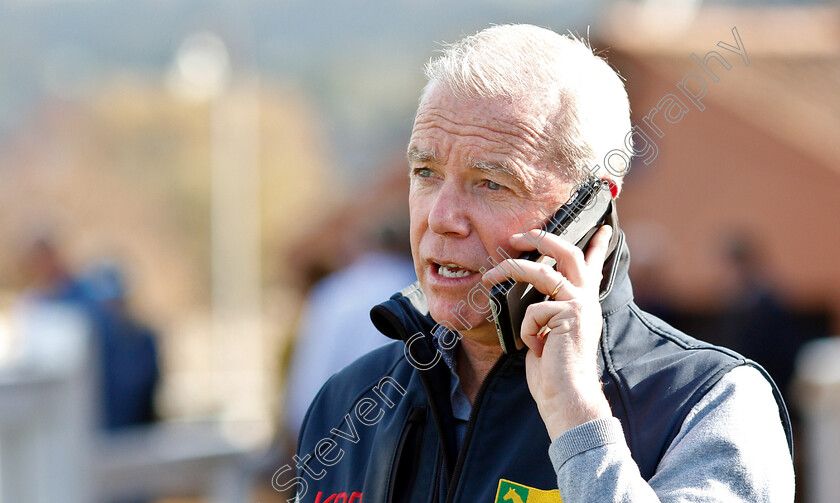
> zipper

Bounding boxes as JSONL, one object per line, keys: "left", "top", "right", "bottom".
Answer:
{"left": 386, "top": 406, "right": 427, "bottom": 502}
{"left": 417, "top": 365, "right": 456, "bottom": 478}
{"left": 443, "top": 353, "right": 512, "bottom": 503}
{"left": 431, "top": 450, "right": 442, "bottom": 503}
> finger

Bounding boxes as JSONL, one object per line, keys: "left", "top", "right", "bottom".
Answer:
{"left": 519, "top": 302, "right": 577, "bottom": 357}
{"left": 583, "top": 225, "right": 613, "bottom": 271}
{"left": 520, "top": 302, "right": 576, "bottom": 340}
{"left": 482, "top": 260, "right": 576, "bottom": 300}
{"left": 509, "top": 230, "right": 586, "bottom": 287}
{"left": 520, "top": 324, "right": 546, "bottom": 357}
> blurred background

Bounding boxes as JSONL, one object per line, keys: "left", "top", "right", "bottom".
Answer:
{"left": 0, "top": 0, "right": 837, "bottom": 502}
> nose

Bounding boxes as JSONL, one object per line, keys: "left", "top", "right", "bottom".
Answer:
{"left": 427, "top": 180, "right": 471, "bottom": 237}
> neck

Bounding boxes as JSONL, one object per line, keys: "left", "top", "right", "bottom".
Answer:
{"left": 456, "top": 325, "right": 504, "bottom": 403}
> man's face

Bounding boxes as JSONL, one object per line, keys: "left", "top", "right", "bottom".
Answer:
{"left": 407, "top": 86, "right": 572, "bottom": 332}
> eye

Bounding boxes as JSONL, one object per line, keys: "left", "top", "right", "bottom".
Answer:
{"left": 485, "top": 180, "right": 504, "bottom": 191}
{"left": 412, "top": 167, "right": 434, "bottom": 178}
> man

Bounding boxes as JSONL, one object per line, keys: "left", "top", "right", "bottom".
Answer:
{"left": 290, "top": 24, "right": 794, "bottom": 502}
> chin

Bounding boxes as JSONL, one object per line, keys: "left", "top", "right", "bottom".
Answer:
{"left": 426, "top": 293, "right": 493, "bottom": 334}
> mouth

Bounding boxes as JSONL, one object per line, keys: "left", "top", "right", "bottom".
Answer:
{"left": 431, "top": 261, "right": 480, "bottom": 280}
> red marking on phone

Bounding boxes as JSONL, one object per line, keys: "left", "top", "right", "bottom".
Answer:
{"left": 602, "top": 178, "right": 618, "bottom": 199}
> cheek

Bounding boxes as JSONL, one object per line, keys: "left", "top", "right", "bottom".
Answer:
{"left": 408, "top": 193, "right": 429, "bottom": 262}
{"left": 475, "top": 208, "right": 529, "bottom": 258}
{"left": 408, "top": 194, "right": 427, "bottom": 238}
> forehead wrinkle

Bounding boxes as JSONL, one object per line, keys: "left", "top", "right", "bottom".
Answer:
{"left": 414, "top": 110, "right": 541, "bottom": 160}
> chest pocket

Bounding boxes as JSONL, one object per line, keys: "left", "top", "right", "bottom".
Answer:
{"left": 386, "top": 406, "right": 428, "bottom": 502}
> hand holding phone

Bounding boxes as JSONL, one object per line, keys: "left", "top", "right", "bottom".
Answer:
{"left": 487, "top": 177, "right": 622, "bottom": 354}
{"left": 479, "top": 177, "right": 620, "bottom": 438}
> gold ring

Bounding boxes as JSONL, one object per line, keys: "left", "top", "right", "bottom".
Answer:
{"left": 537, "top": 325, "right": 552, "bottom": 340}
{"left": 550, "top": 276, "right": 566, "bottom": 299}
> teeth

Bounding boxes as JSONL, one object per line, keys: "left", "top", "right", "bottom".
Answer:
{"left": 438, "top": 264, "right": 475, "bottom": 278}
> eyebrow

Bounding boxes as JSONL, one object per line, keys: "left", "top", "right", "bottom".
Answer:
{"left": 407, "top": 146, "right": 437, "bottom": 163}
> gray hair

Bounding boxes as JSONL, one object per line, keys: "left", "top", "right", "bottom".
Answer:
{"left": 422, "top": 24, "right": 632, "bottom": 184}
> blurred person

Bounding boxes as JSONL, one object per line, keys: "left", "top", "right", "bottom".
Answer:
{"left": 81, "top": 260, "right": 160, "bottom": 431}
{"left": 717, "top": 232, "right": 802, "bottom": 409}
{"left": 289, "top": 25, "right": 794, "bottom": 503}
{"left": 12, "top": 237, "right": 159, "bottom": 432}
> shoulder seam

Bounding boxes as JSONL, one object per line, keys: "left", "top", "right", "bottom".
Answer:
{"left": 603, "top": 295, "right": 633, "bottom": 317}
{"left": 628, "top": 304, "right": 743, "bottom": 359}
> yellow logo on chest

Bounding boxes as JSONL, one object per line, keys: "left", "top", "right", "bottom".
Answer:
{"left": 494, "top": 479, "right": 562, "bottom": 503}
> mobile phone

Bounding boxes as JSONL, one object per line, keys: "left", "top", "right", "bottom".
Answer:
{"left": 490, "top": 177, "right": 621, "bottom": 354}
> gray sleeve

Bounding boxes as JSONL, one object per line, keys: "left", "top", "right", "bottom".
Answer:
{"left": 548, "top": 365, "right": 795, "bottom": 502}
